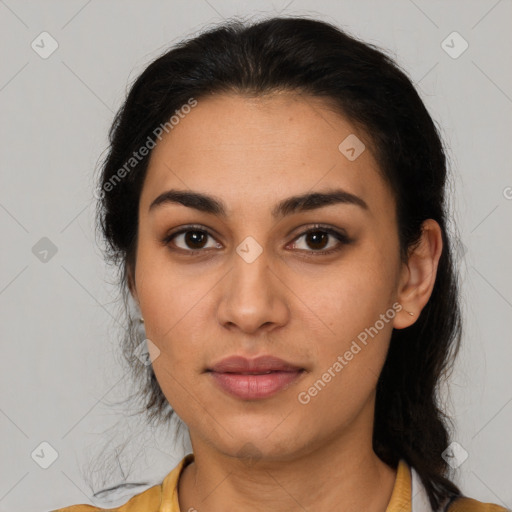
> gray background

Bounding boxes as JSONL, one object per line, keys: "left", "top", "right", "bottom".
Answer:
{"left": 1, "top": 0, "right": 511, "bottom": 510}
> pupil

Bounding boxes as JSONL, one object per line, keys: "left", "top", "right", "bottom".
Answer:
{"left": 186, "top": 231, "right": 207, "bottom": 249}
{"left": 307, "top": 231, "right": 328, "bottom": 250}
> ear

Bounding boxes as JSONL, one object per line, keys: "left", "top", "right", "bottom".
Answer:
{"left": 126, "top": 263, "right": 139, "bottom": 306}
{"left": 393, "top": 219, "right": 443, "bottom": 329}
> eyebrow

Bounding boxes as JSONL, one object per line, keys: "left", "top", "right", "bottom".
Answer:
{"left": 149, "top": 188, "right": 369, "bottom": 218}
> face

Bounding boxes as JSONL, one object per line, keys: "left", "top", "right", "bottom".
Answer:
{"left": 131, "top": 92, "right": 406, "bottom": 462}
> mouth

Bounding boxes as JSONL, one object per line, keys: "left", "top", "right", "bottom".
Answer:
{"left": 205, "top": 355, "right": 306, "bottom": 400}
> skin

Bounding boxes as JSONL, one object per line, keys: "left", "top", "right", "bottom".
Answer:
{"left": 129, "top": 91, "right": 443, "bottom": 512}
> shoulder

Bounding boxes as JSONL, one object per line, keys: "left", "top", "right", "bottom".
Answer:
{"left": 50, "top": 453, "right": 194, "bottom": 512}
{"left": 50, "top": 483, "right": 161, "bottom": 512}
{"left": 449, "top": 496, "right": 510, "bottom": 512}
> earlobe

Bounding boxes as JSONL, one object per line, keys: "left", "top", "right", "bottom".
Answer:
{"left": 126, "top": 265, "right": 139, "bottom": 305}
{"left": 393, "top": 219, "right": 443, "bottom": 330}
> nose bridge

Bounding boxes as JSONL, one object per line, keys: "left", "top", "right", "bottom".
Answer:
{"left": 234, "top": 239, "right": 271, "bottom": 296}
{"left": 217, "top": 238, "right": 288, "bottom": 333}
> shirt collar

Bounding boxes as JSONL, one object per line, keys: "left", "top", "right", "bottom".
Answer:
{"left": 160, "top": 452, "right": 195, "bottom": 512}
{"left": 386, "top": 459, "right": 413, "bottom": 511}
{"left": 160, "top": 454, "right": 414, "bottom": 512}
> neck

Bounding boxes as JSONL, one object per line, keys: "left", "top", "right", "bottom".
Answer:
{"left": 178, "top": 419, "right": 397, "bottom": 512}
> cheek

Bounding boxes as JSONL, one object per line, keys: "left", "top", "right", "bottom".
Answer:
{"left": 292, "top": 250, "right": 397, "bottom": 345}
{"left": 134, "top": 258, "right": 204, "bottom": 395}
{"left": 135, "top": 238, "right": 208, "bottom": 336}
{"left": 294, "top": 295, "right": 396, "bottom": 432}
{"left": 293, "top": 245, "right": 398, "bottom": 399}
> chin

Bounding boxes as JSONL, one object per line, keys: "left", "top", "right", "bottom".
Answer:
{"left": 213, "top": 428, "right": 306, "bottom": 463}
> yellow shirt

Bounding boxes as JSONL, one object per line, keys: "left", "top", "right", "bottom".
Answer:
{"left": 52, "top": 454, "right": 508, "bottom": 512}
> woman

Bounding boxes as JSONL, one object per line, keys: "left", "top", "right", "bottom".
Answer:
{"left": 53, "top": 16, "right": 507, "bottom": 512}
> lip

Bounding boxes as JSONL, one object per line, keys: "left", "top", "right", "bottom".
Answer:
{"left": 208, "top": 355, "right": 303, "bottom": 373}
{"left": 206, "top": 355, "right": 305, "bottom": 400}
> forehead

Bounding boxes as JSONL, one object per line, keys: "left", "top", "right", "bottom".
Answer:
{"left": 140, "top": 92, "right": 392, "bottom": 217}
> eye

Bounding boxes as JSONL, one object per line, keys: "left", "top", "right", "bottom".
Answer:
{"left": 163, "top": 225, "right": 222, "bottom": 253}
{"left": 163, "top": 224, "right": 352, "bottom": 256}
{"left": 289, "top": 225, "right": 352, "bottom": 255}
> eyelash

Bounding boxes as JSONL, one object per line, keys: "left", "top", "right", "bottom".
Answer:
{"left": 162, "top": 224, "right": 353, "bottom": 257}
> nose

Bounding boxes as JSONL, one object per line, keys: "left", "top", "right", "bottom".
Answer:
{"left": 216, "top": 247, "right": 290, "bottom": 335}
